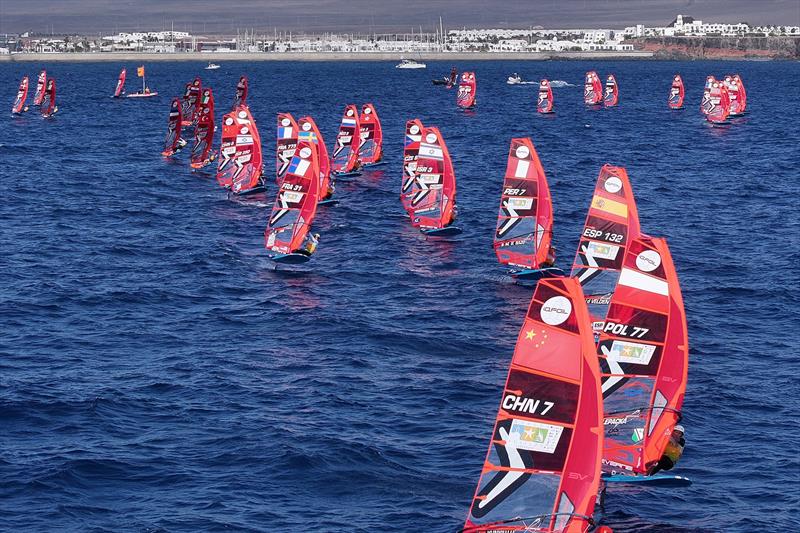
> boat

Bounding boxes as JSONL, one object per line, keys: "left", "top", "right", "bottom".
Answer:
{"left": 205, "top": 62, "right": 221, "bottom": 70}
{"left": 190, "top": 88, "right": 216, "bottom": 169}
{"left": 401, "top": 119, "right": 424, "bottom": 215}
{"left": 462, "top": 277, "right": 604, "bottom": 533}
{"left": 217, "top": 105, "right": 264, "bottom": 195}
{"left": 276, "top": 113, "right": 299, "bottom": 184}
{"left": 40, "top": 78, "right": 58, "bottom": 118}
{"left": 264, "top": 138, "right": 321, "bottom": 264}
{"left": 570, "top": 165, "right": 643, "bottom": 335}
{"left": 409, "top": 126, "right": 460, "bottom": 236}
{"left": 113, "top": 68, "right": 126, "bottom": 98}
{"left": 358, "top": 103, "right": 383, "bottom": 166}
{"left": 232, "top": 75, "right": 248, "bottom": 110}
{"left": 598, "top": 236, "right": 689, "bottom": 484}
{"left": 33, "top": 70, "right": 46, "bottom": 106}
{"left": 395, "top": 57, "right": 426, "bottom": 69}
{"left": 331, "top": 104, "right": 361, "bottom": 177}
{"left": 537, "top": 79, "right": 554, "bottom": 114}
{"left": 456, "top": 72, "right": 477, "bottom": 109}
{"left": 12, "top": 76, "right": 29, "bottom": 115}
{"left": 584, "top": 71, "right": 603, "bottom": 105}
{"left": 506, "top": 73, "right": 524, "bottom": 85}
{"left": 733, "top": 74, "right": 747, "bottom": 115}
{"left": 181, "top": 77, "right": 202, "bottom": 128}
{"left": 125, "top": 65, "right": 158, "bottom": 98}
{"left": 706, "top": 80, "right": 731, "bottom": 125}
{"left": 162, "top": 97, "right": 187, "bottom": 157}
{"left": 668, "top": 74, "right": 685, "bottom": 110}
{"left": 700, "top": 75, "right": 715, "bottom": 116}
{"left": 603, "top": 74, "right": 618, "bottom": 107}
{"left": 298, "top": 116, "right": 335, "bottom": 204}
{"left": 494, "top": 138, "right": 564, "bottom": 281}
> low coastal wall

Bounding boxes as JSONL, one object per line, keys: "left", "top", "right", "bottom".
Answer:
{"left": 633, "top": 36, "right": 800, "bottom": 59}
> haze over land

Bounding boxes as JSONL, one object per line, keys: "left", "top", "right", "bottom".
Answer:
{"left": 1, "top": 0, "right": 798, "bottom": 34}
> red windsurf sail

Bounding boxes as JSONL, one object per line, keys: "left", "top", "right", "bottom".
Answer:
{"left": 162, "top": 97, "right": 184, "bottom": 157}
{"left": 114, "top": 68, "right": 126, "bottom": 98}
{"left": 331, "top": 104, "right": 360, "bottom": 174}
{"left": 233, "top": 75, "right": 248, "bottom": 110}
{"left": 33, "top": 70, "right": 47, "bottom": 106}
{"left": 463, "top": 277, "right": 603, "bottom": 533}
{"left": 182, "top": 77, "right": 202, "bottom": 127}
{"left": 190, "top": 89, "right": 215, "bottom": 169}
{"left": 494, "top": 138, "right": 553, "bottom": 270}
{"left": 298, "top": 116, "right": 333, "bottom": 202}
{"left": 12, "top": 76, "right": 29, "bottom": 115}
{"left": 598, "top": 236, "right": 688, "bottom": 476}
{"left": 358, "top": 103, "right": 383, "bottom": 165}
{"left": 265, "top": 139, "right": 320, "bottom": 255}
{"left": 725, "top": 74, "right": 746, "bottom": 116}
{"left": 733, "top": 75, "right": 747, "bottom": 114}
{"left": 603, "top": 74, "right": 618, "bottom": 107}
{"left": 217, "top": 105, "right": 264, "bottom": 194}
{"left": 700, "top": 76, "right": 715, "bottom": 116}
{"left": 570, "top": 165, "right": 643, "bottom": 334}
{"left": 409, "top": 127, "right": 456, "bottom": 230}
{"left": 706, "top": 80, "right": 730, "bottom": 124}
{"left": 537, "top": 79, "right": 553, "bottom": 114}
{"left": 276, "top": 113, "right": 299, "bottom": 184}
{"left": 40, "top": 79, "right": 57, "bottom": 117}
{"left": 584, "top": 71, "right": 602, "bottom": 105}
{"left": 668, "top": 75, "right": 684, "bottom": 109}
{"left": 457, "top": 71, "right": 477, "bottom": 108}
{"left": 401, "top": 119, "right": 424, "bottom": 215}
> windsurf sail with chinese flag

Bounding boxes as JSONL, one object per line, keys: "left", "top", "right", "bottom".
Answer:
{"left": 162, "top": 97, "right": 186, "bottom": 157}
{"left": 113, "top": 68, "right": 126, "bottom": 98}
{"left": 462, "top": 277, "right": 603, "bottom": 533}
{"left": 12, "top": 76, "right": 29, "bottom": 115}
{"left": 33, "top": 70, "right": 47, "bottom": 106}
{"left": 190, "top": 88, "right": 215, "bottom": 169}
{"left": 358, "top": 103, "right": 383, "bottom": 165}
{"left": 276, "top": 113, "right": 299, "bottom": 184}
{"left": 456, "top": 71, "right": 477, "bottom": 108}
{"left": 298, "top": 116, "right": 334, "bottom": 202}
{"left": 668, "top": 75, "right": 684, "bottom": 110}
{"left": 537, "top": 79, "right": 553, "bottom": 114}
{"left": 217, "top": 105, "right": 264, "bottom": 194}
{"left": 570, "top": 165, "right": 642, "bottom": 335}
{"left": 182, "top": 77, "right": 202, "bottom": 127}
{"left": 264, "top": 139, "right": 320, "bottom": 258}
{"left": 706, "top": 80, "right": 730, "bottom": 124}
{"left": 40, "top": 79, "right": 57, "bottom": 118}
{"left": 584, "top": 71, "right": 602, "bottom": 105}
{"left": 233, "top": 75, "right": 248, "bottom": 110}
{"left": 401, "top": 119, "right": 424, "bottom": 215}
{"left": 331, "top": 104, "right": 361, "bottom": 175}
{"left": 409, "top": 127, "right": 459, "bottom": 234}
{"left": 732, "top": 75, "right": 747, "bottom": 115}
{"left": 700, "top": 76, "right": 715, "bottom": 116}
{"left": 597, "top": 236, "right": 687, "bottom": 478}
{"left": 603, "top": 74, "right": 618, "bottom": 107}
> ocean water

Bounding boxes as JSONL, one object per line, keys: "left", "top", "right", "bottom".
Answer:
{"left": 1, "top": 60, "right": 798, "bottom": 532}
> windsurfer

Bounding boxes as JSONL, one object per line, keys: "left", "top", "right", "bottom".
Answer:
{"left": 297, "top": 233, "right": 320, "bottom": 257}
{"left": 449, "top": 67, "right": 457, "bottom": 85}
{"left": 542, "top": 245, "right": 557, "bottom": 268}
{"left": 647, "top": 425, "right": 685, "bottom": 475}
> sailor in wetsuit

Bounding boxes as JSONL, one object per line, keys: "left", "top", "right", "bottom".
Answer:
{"left": 297, "top": 233, "right": 320, "bottom": 257}
{"left": 541, "top": 245, "right": 557, "bottom": 268}
{"left": 648, "top": 424, "right": 685, "bottom": 475}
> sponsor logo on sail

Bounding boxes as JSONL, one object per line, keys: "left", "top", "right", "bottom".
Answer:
{"left": 540, "top": 296, "right": 571, "bottom": 325}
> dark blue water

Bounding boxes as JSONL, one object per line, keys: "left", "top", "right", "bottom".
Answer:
{"left": 1, "top": 60, "right": 798, "bottom": 532}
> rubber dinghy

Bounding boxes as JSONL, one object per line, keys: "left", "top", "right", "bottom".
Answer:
{"left": 12, "top": 76, "right": 29, "bottom": 115}
{"left": 409, "top": 126, "right": 461, "bottom": 236}
{"left": 603, "top": 74, "right": 618, "bottom": 107}
{"left": 33, "top": 70, "right": 47, "bottom": 106}
{"left": 668, "top": 75, "right": 684, "bottom": 110}
{"left": 298, "top": 116, "right": 335, "bottom": 205}
{"left": 494, "top": 138, "right": 563, "bottom": 281}
{"left": 537, "top": 79, "right": 553, "bottom": 114}
{"left": 217, "top": 105, "right": 264, "bottom": 195}
{"left": 264, "top": 138, "right": 321, "bottom": 264}
{"left": 276, "top": 113, "right": 299, "bottom": 184}
{"left": 40, "top": 79, "right": 58, "bottom": 118}
{"left": 462, "top": 277, "right": 604, "bottom": 533}
{"left": 400, "top": 119, "right": 424, "bottom": 215}
{"left": 113, "top": 68, "right": 126, "bottom": 98}
{"left": 181, "top": 77, "right": 202, "bottom": 128}
{"left": 232, "top": 75, "right": 248, "bottom": 110}
{"left": 456, "top": 71, "right": 477, "bottom": 108}
{"left": 190, "top": 88, "right": 216, "bottom": 169}
{"left": 358, "top": 103, "right": 383, "bottom": 166}
{"left": 584, "top": 71, "right": 603, "bottom": 105}
{"left": 570, "top": 165, "right": 643, "bottom": 335}
{"left": 162, "top": 97, "right": 186, "bottom": 157}
{"left": 705, "top": 80, "right": 730, "bottom": 125}
{"left": 331, "top": 104, "right": 361, "bottom": 177}
{"left": 598, "top": 236, "right": 690, "bottom": 487}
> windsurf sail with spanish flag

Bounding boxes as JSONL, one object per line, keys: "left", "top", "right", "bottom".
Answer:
{"left": 401, "top": 119, "right": 424, "bottom": 215}
{"left": 217, "top": 105, "right": 264, "bottom": 195}
{"left": 537, "top": 79, "right": 553, "bottom": 114}
{"left": 190, "top": 88, "right": 215, "bottom": 169}
{"left": 456, "top": 71, "right": 477, "bottom": 108}
{"left": 409, "top": 127, "right": 460, "bottom": 235}
{"left": 358, "top": 103, "right": 383, "bottom": 166}
{"left": 233, "top": 75, "right": 248, "bottom": 110}
{"left": 603, "top": 74, "right": 618, "bottom": 107}
{"left": 570, "top": 165, "right": 642, "bottom": 335}
{"left": 40, "top": 78, "right": 57, "bottom": 118}
{"left": 33, "top": 70, "right": 47, "bottom": 106}
{"left": 298, "top": 116, "right": 334, "bottom": 203}
{"left": 462, "top": 277, "right": 603, "bottom": 533}
{"left": 598, "top": 236, "right": 688, "bottom": 478}
{"left": 668, "top": 75, "right": 684, "bottom": 110}
{"left": 584, "top": 71, "right": 602, "bottom": 105}
{"left": 706, "top": 79, "right": 730, "bottom": 124}
{"left": 162, "top": 97, "right": 186, "bottom": 157}
{"left": 276, "top": 113, "right": 299, "bottom": 184}
{"left": 12, "top": 76, "right": 29, "bottom": 115}
{"left": 113, "top": 68, "right": 126, "bottom": 98}
{"left": 331, "top": 104, "right": 361, "bottom": 176}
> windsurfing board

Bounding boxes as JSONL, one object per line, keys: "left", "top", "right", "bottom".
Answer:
{"left": 602, "top": 474, "right": 692, "bottom": 487}
{"left": 270, "top": 253, "right": 311, "bottom": 265}
{"left": 318, "top": 199, "right": 339, "bottom": 206}
{"left": 510, "top": 267, "right": 566, "bottom": 281}
{"left": 422, "top": 226, "right": 462, "bottom": 237}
